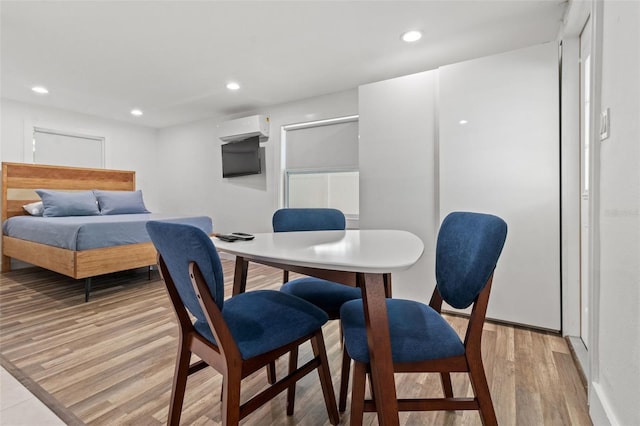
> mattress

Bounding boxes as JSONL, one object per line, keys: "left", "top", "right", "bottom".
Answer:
{"left": 2, "top": 214, "right": 213, "bottom": 251}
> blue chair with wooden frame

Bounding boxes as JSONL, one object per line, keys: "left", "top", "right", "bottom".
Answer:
{"left": 273, "top": 208, "right": 363, "bottom": 319}
{"left": 340, "top": 211, "right": 507, "bottom": 425}
{"left": 272, "top": 208, "right": 369, "bottom": 411}
{"left": 146, "top": 221, "right": 339, "bottom": 426}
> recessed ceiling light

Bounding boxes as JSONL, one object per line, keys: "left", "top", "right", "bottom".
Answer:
{"left": 459, "top": 120, "right": 468, "bottom": 125}
{"left": 32, "top": 86, "right": 49, "bottom": 94}
{"left": 131, "top": 109, "right": 143, "bottom": 116}
{"left": 401, "top": 30, "right": 422, "bottom": 43}
{"left": 226, "top": 82, "right": 240, "bottom": 91}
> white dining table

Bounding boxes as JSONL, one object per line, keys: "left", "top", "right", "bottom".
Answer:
{"left": 213, "top": 229, "right": 424, "bottom": 425}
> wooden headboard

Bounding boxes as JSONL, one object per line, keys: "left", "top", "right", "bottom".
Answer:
{"left": 1, "top": 162, "right": 136, "bottom": 222}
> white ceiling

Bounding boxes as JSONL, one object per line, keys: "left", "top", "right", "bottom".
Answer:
{"left": 1, "top": 1, "right": 567, "bottom": 129}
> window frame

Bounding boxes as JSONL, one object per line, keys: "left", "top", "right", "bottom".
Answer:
{"left": 24, "top": 124, "right": 105, "bottom": 168}
{"left": 280, "top": 115, "right": 359, "bottom": 222}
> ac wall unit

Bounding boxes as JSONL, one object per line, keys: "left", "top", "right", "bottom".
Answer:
{"left": 217, "top": 115, "right": 270, "bottom": 142}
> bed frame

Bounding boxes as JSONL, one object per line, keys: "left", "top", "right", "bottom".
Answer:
{"left": 1, "top": 162, "right": 158, "bottom": 301}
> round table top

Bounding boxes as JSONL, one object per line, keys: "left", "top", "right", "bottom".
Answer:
{"left": 213, "top": 229, "right": 424, "bottom": 274}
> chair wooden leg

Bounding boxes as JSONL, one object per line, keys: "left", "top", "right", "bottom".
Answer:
{"left": 168, "top": 344, "right": 191, "bottom": 426}
{"left": 350, "top": 361, "right": 366, "bottom": 426}
{"left": 440, "top": 372, "right": 454, "bottom": 398}
{"left": 221, "top": 370, "right": 242, "bottom": 426}
{"left": 367, "top": 367, "right": 376, "bottom": 403}
{"left": 286, "top": 346, "right": 299, "bottom": 416}
{"left": 338, "top": 347, "right": 351, "bottom": 412}
{"left": 310, "top": 332, "right": 340, "bottom": 426}
{"left": 468, "top": 362, "right": 498, "bottom": 426}
{"left": 267, "top": 361, "right": 277, "bottom": 384}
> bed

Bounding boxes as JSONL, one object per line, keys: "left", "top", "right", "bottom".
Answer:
{"left": 1, "top": 162, "right": 213, "bottom": 301}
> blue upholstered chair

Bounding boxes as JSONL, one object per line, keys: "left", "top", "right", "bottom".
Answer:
{"left": 146, "top": 221, "right": 339, "bottom": 426}
{"left": 340, "top": 212, "right": 507, "bottom": 425}
{"left": 273, "top": 208, "right": 362, "bottom": 319}
{"left": 272, "top": 208, "right": 364, "bottom": 411}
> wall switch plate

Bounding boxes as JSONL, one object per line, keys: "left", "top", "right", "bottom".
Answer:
{"left": 600, "top": 108, "right": 610, "bottom": 140}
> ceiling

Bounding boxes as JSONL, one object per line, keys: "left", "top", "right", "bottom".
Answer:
{"left": 1, "top": 1, "right": 567, "bottom": 129}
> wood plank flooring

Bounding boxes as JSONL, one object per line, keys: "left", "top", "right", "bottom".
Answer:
{"left": 0, "top": 261, "right": 592, "bottom": 425}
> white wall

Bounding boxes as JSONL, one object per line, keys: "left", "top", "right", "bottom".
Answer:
{"left": 439, "top": 43, "right": 561, "bottom": 330}
{"left": 589, "top": 1, "right": 640, "bottom": 425}
{"left": 155, "top": 89, "right": 358, "bottom": 234}
{"left": 0, "top": 99, "right": 160, "bottom": 207}
{"left": 358, "top": 70, "right": 439, "bottom": 302}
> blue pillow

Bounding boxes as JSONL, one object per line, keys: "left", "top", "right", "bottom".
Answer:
{"left": 94, "top": 189, "right": 150, "bottom": 215}
{"left": 35, "top": 189, "right": 100, "bottom": 217}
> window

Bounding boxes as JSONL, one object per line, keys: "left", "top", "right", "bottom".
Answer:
{"left": 32, "top": 127, "right": 104, "bottom": 168}
{"left": 286, "top": 170, "right": 359, "bottom": 215}
{"left": 282, "top": 116, "right": 359, "bottom": 221}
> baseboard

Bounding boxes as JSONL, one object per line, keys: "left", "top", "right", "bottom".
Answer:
{"left": 590, "top": 381, "right": 618, "bottom": 426}
{"left": 565, "top": 336, "right": 588, "bottom": 390}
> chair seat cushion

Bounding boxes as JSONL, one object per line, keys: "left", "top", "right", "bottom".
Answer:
{"left": 194, "top": 290, "right": 328, "bottom": 360}
{"left": 280, "top": 277, "right": 362, "bottom": 315}
{"left": 340, "top": 299, "right": 465, "bottom": 363}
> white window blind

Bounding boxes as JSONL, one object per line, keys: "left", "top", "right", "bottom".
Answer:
{"left": 33, "top": 128, "right": 104, "bottom": 168}
{"left": 285, "top": 121, "right": 358, "bottom": 170}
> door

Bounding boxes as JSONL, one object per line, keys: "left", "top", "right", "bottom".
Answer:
{"left": 579, "top": 17, "right": 592, "bottom": 348}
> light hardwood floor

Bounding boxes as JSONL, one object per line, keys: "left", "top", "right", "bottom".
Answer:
{"left": 0, "top": 261, "right": 591, "bottom": 425}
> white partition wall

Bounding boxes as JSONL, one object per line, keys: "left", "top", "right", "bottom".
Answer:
{"left": 439, "top": 43, "right": 561, "bottom": 330}
{"left": 359, "top": 70, "right": 439, "bottom": 302}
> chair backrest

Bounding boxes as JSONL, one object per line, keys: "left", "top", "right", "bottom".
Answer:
{"left": 272, "top": 208, "right": 346, "bottom": 232}
{"left": 435, "top": 212, "right": 507, "bottom": 309}
{"left": 146, "top": 221, "right": 225, "bottom": 320}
